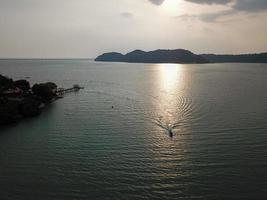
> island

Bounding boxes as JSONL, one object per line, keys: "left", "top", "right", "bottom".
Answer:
{"left": 201, "top": 52, "right": 267, "bottom": 63}
{"left": 95, "top": 49, "right": 209, "bottom": 64}
{"left": 95, "top": 49, "right": 267, "bottom": 64}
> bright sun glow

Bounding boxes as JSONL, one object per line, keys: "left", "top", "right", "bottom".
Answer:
{"left": 162, "top": 0, "right": 183, "bottom": 15}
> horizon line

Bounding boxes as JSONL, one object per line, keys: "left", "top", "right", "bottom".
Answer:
{"left": 0, "top": 58, "right": 95, "bottom": 60}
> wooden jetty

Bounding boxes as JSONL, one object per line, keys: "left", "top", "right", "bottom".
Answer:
{"left": 56, "top": 84, "right": 84, "bottom": 97}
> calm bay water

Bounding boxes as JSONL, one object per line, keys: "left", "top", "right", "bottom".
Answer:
{"left": 0, "top": 60, "right": 267, "bottom": 199}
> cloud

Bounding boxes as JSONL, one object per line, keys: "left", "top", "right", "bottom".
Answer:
{"left": 148, "top": 0, "right": 233, "bottom": 6}
{"left": 184, "top": 0, "right": 267, "bottom": 13}
{"left": 199, "top": 10, "right": 235, "bottom": 22}
{"left": 184, "top": 0, "right": 233, "bottom": 5}
{"left": 175, "top": 10, "right": 235, "bottom": 23}
{"left": 148, "top": 0, "right": 165, "bottom": 5}
{"left": 233, "top": 0, "right": 267, "bottom": 12}
{"left": 121, "top": 12, "right": 133, "bottom": 19}
{"left": 174, "top": 14, "right": 197, "bottom": 20}
{"left": 175, "top": 0, "right": 267, "bottom": 23}
{"left": 195, "top": 0, "right": 267, "bottom": 22}
{"left": 148, "top": 0, "right": 267, "bottom": 13}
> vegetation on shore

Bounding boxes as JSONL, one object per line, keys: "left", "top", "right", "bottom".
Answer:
{"left": 201, "top": 53, "right": 267, "bottom": 63}
{"left": 95, "top": 49, "right": 267, "bottom": 64}
{"left": 0, "top": 74, "right": 58, "bottom": 125}
{"left": 95, "top": 49, "right": 209, "bottom": 64}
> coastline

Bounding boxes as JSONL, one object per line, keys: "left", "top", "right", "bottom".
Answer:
{"left": 0, "top": 74, "right": 59, "bottom": 125}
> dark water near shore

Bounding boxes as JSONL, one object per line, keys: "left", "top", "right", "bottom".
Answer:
{"left": 0, "top": 60, "right": 267, "bottom": 199}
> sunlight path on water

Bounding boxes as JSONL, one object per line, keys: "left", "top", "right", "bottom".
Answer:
{"left": 151, "top": 63, "right": 187, "bottom": 137}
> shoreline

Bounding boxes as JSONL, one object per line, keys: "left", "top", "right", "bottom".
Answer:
{"left": 0, "top": 74, "right": 84, "bottom": 126}
{"left": 0, "top": 74, "right": 60, "bottom": 125}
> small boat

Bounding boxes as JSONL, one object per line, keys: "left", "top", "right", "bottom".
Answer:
{"left": 169, "top": 130, "right": 173, "bottom": 137}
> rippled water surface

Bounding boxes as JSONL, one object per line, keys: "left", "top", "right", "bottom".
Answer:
{"left": 0, "top": 60, "right": 267, "bottom": 199}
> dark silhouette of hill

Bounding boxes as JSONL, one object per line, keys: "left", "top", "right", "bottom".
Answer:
{"left": 95, "top": 49, "right": 267, "bottom": 64}
{"left": 95, "top": 49, "right": 209, "bottom": 64}
{"left": 95, "top": 52, "right": 124, "bottom": 62}
{"left": 201, "top": 53, "right": 267, "bottom": 63}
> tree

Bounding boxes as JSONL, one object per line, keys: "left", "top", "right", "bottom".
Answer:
{"left": 32, "top": 82, "right": 57, "bottom": 102}
{"left": 15, "top": 80, "right": 30, "bottom": 92}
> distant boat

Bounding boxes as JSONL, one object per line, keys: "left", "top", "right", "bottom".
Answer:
{"left": 168, "top": 129, "right": 173, "bottom": 138}
{"left": 152, "top": 118, "right": 176, "bottom": 138}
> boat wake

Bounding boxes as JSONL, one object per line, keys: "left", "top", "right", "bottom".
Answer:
{"left": 151, "top": 117, "right": 182, "bottom": 137}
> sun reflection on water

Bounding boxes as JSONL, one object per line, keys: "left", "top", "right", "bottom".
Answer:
{"left": 148, "top": 63, "right": 185, "bottom": 135}
{"left": 148, "top": 63, "right": 188, "bottom": 170}
{"left": 159, "top": 63, "right": 183, "bottom": 93}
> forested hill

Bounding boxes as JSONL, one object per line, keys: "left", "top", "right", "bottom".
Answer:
{"left": 95, "top": 49, "right": 209, "bottom": 64}
{"left": 201, "top": 53, "right": 267, "bottom": 63}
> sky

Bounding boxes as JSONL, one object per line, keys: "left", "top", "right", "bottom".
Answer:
{"left": 0, "top": 0, "right": 266, "bottom": 58}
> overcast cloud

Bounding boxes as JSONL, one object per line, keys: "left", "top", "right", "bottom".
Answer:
{"left": 0, "top": 0, "right": 266, "bottom": 58}
{"left": 148, "top": 0, "right": 165, "bottom": 5}
{"left": 184, "top": 0, "right": 233, "bottom": 5}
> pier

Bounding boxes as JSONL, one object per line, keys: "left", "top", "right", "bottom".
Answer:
{"left": 56, "top": 84, "right": 84, "bottom": 96}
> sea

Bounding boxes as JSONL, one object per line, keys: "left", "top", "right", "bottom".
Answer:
{"left": 0, "top": 59, "right": 267, "bottom": 199}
